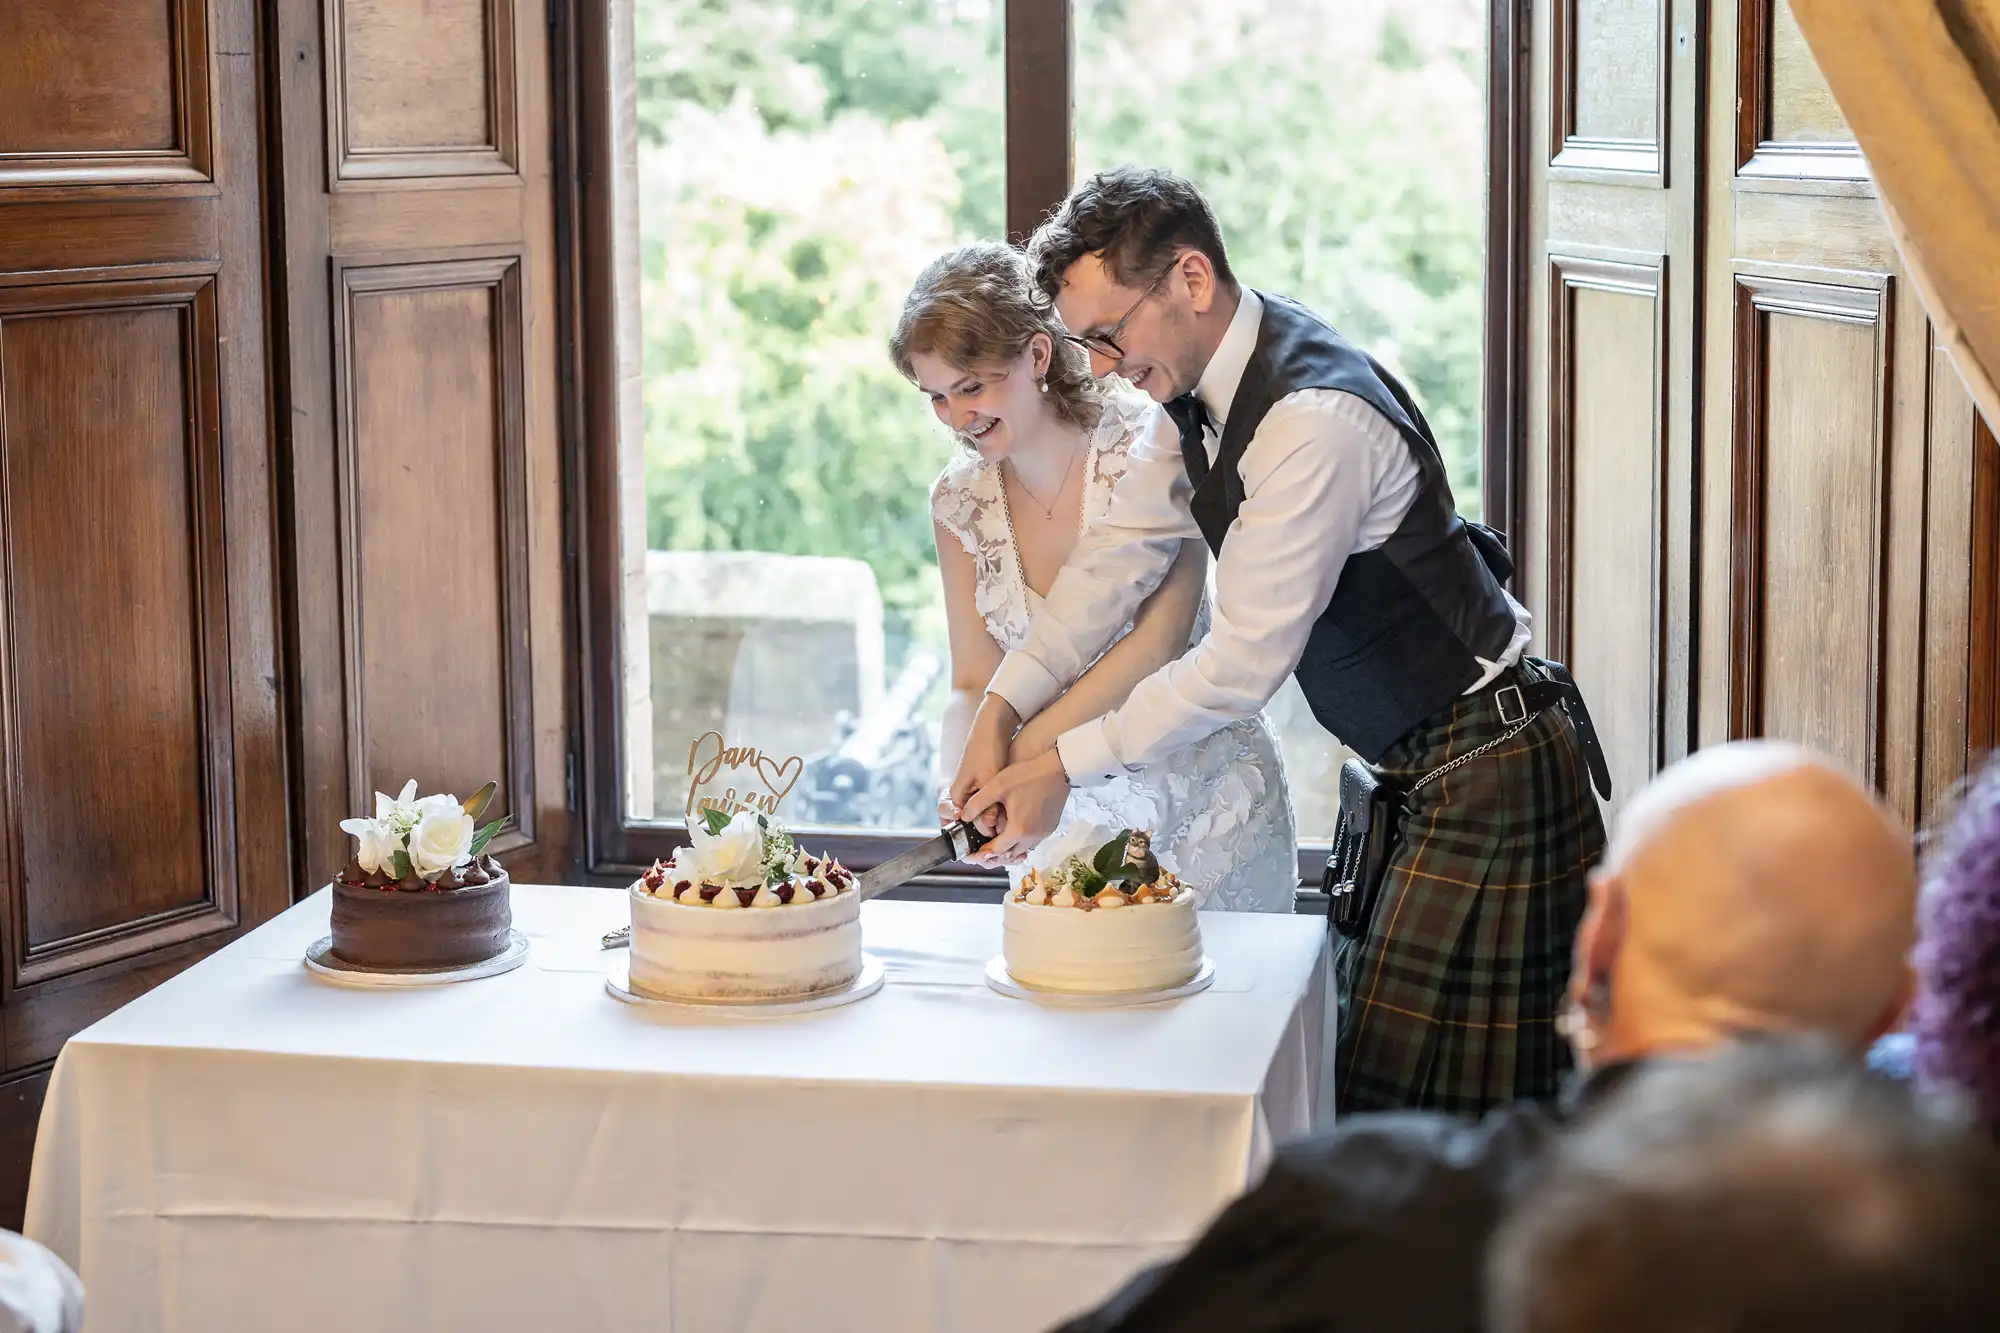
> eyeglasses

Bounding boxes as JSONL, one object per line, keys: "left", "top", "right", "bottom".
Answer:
{"left": 1059, "top": 262, "right": 1177, "bottom": 362}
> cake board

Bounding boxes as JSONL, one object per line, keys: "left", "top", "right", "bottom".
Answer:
{"left": 984, "top": 955, "right": 1215, "bottom": 1008}
{"left": 606, "top": 952, "right": 886, "bottom": 1016}
{"left": 304, "top": 930, "right": 530, "bottom": 988}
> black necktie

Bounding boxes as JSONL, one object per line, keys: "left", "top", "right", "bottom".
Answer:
{"left": 1166, "top": 394, "right": 1214, "bottom": 490}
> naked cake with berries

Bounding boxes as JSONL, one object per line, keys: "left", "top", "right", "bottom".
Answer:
{"left": 626, "top": 809, "right": 861, "bottom": 1001}
{"left": 1002, "top": 826, "right": 1203, "bottom": 995}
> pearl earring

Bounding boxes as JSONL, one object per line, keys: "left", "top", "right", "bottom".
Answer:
{"left": 1039, "top": 377, "right": 1048, "bottom": 394}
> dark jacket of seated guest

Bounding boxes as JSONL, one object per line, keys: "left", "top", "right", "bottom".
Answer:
{"left": 1058, "top": 1069, "right": 1632, "bottom": 1333}
{"left": 1053, "top": 741, "right": 1919, "bottom": 1333}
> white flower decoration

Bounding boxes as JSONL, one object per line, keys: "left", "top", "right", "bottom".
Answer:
{"left": 672, "top": 809, "right": 769, "bottom": 888}
{"left": 374, "top": 779, "right": 422, "bottom": 835}
{"left": 1027, "top": 820, "right": 1119, "bottom": 880}
{"left": 408, "top": 802, "right": 475, "bottom": 881}
{"left": 338, "top": 816, "right": 397, "bottom": 875}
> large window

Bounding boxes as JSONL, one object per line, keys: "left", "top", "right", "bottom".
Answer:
{"left": 586, "top": 0, "right": 1489, "bottom": 873}
{"left": 618, "top": 0, "right": 1004, "bottom": 837}
{"left": 1071, "top": 0, "right": 1489, "bottom": 833}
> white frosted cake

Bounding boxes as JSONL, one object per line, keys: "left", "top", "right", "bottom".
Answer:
{"left": 1003, "top": 826, "right": 1203, "bottom": 995}
{"left": 627, "top": 810, "right": 861, "bottom": 1001}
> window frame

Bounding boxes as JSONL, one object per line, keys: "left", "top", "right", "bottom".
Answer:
{"left": 553, "top": 0, "right": 1527, "bottom": 893}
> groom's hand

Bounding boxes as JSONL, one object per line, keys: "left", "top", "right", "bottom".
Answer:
{"left": 960, "top": 750, "right": 1070, "bottom": 861}
{"left": 950, "top": 693, "right": 1022, "bottom": 814}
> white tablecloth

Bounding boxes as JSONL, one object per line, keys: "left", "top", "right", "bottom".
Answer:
{"left": 25, "top": 885, "right": 1327, "bottom": 1333}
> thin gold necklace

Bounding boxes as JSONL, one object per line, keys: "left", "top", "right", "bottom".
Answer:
{"left": 998, "top": 437, "right": 1092, "bottom": 601}
{"left": 1004, "top": 443, "right": 1080, "bottom": 520}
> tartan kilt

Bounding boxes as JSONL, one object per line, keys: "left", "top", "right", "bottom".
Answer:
{"left": 1333, "top": 658, "right": 1606, "bottom": 1117}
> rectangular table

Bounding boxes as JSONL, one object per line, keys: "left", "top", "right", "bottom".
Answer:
{"left": 26, "top": 885, "right": 1328, "bottom": 1333}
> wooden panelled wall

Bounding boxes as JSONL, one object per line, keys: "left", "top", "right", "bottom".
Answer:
{"left": 0, "top": 0, "right": 291, "bottom": 1219}
{"left": 1524, "top": 0, "right": 2000, "bottom": 830}
{"left": 0, "top": 0, "right": 572, "bottom": 1225}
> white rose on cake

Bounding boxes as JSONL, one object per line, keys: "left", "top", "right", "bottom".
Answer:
{"left": 409, "top": 801, "right": 476, "bottom": 881}
{"left": 413, "top": 790, "right": 464, "bottom": 820}
{"left": 673, "top": 809, "right": 769, "bottom": 887}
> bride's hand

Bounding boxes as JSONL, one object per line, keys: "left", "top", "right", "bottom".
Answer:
{"left": 960, "top": 750, "right": 1069, "bottom": 863}
{"left": 949, "top": 694, "right": 1021, "bottom": 814}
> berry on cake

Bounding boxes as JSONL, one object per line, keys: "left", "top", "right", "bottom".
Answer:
{"left": 625, "top": 809, "right": 864, "bottom": 1001}
{"left": 634, "top": 807, "right": 854, "bottom": 909}
{"left": 1002, "top": 824, "right": 1204, "bottom": 995}
{"left": 329, "top": 779, "right": 514, "bottom": 971}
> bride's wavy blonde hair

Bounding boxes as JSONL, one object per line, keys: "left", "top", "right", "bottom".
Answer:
{"left": 889, "top": 241, "right": 1102, "bottom": 432}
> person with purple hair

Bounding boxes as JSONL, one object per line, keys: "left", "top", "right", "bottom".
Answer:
{"left": 1911, "top": 756, "right": 2000, "bottom": 1138}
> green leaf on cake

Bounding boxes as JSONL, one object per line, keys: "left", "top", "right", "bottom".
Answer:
{"left": 1092, "top": 831, "right": 1135, "bottom": 878}
{"left": 391, "top": 849, "right": 413, "bottom": 880}
{"left": 468, "top": 815, "right": 514, "bottom": 857}
{"left": 462, "top": 780, "right": 499, "bottom": 821}
{"left": 700, "top": 807, "right": 732, "bottom": 837}
{"left": 1072, "top": 867, "right": 1108, "bottom": 899}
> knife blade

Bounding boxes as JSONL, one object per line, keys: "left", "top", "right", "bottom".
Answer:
{"left": 601, "top": 821, "right": 993, "bottom": 947}
{"left": 855, "top": 821, "right": 990, "bottom": 901}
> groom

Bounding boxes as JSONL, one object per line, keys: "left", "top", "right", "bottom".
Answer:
{"left": 954, "top": 168, "right": 1608, "bottom": 1115}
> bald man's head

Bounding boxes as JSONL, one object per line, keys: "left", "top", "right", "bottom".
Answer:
{"left": 1573, "top": 741, "right": 1916, "bottom": 1065}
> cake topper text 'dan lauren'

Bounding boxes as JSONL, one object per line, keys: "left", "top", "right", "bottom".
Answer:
{"left": 683, "top": 731, "right": 803, "bottom": 824}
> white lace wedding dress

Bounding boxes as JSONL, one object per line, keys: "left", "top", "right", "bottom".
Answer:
{"left": 932, "top": 392, "right": 1299, "bottom": 911}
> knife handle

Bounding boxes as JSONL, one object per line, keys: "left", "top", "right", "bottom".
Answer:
{"left": 948, "top": 819, "right": 993, "bottom": 860}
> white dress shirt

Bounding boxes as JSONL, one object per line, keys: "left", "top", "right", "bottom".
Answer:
{"left": 986, "top": 288, "right": 1532, "bottom": 785}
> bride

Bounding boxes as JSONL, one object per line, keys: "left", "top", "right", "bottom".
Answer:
{"left": 890, "top": 242, "right": 1297, "bottom": 910}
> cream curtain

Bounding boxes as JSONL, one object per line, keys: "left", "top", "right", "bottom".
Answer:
{"left": 1791, "top": 0, "right": 2000, "bottom": 429}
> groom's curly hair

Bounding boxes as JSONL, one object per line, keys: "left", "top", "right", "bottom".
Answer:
{"left": 1027, "top": 167, "right": 1237, "bottom": 302}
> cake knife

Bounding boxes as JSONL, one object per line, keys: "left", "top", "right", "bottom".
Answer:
{"left": 600, "top": 821, "right": 993, "bottom": 948}
{"left": 853, "top": 820, "right": 991, "bottom": 902}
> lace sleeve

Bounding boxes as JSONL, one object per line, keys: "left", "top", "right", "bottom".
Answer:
{"left": 929, "top": 462, "right": 980, "bottom": 558}
{"left": 1084, "top": 392, "right": 1172, "bottom": 521}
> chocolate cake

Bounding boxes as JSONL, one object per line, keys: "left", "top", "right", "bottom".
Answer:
{"left": 326, "top": 778, "right": 516, "bottom": 972}
{"left": 329, "top": 855, "right": 513, "bottom": 970}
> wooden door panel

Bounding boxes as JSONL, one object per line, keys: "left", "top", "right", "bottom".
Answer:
{"left": 1534, "top": 0, "right": 1991, "bottom": 825}
{"left": 0, "top": 284, "right": 238, "bottom": 978}
{"left": 1693, "top": 0, "right": 1988, "bottom": 824}
{"left": 1547, "top": 253, "right": 1667, "bottom": 819}
{"left": 0, "top": 0, "right": 211, "bottom": 185}
{"left": 1737, "top": 0, "right": 1865, "bottom": 181}
{"left": 1727, "top": 269, "right": 1891, "bottom": 781}
{"left": 1765, "top": 0, "right": 1850, "bottom": 145}
{"left": 1531, "top": 0, "right": 1693, "bottom": 811}
{"left": 0, "top": 0, "right": 282, "bottom": 1230}
{"left": 1552, "top": 0, "right": 1668, "bottom": 178}
{"left": 327, "top": 185, "right": 526, "bottom": 255}
{"left": 279, "top": 0, "right": 568, "bottom": 889}
{"left": 0, "top": 200, "right": 220, "bottom": 278}
{"left": 1572, "top": 0, "right": 1663, "bottom": 140}
{"left": 334, "top": 259, "right": 533, "bottom": 839}
{"left": 328, "top": 0, "right": 517, "bottom": 179}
